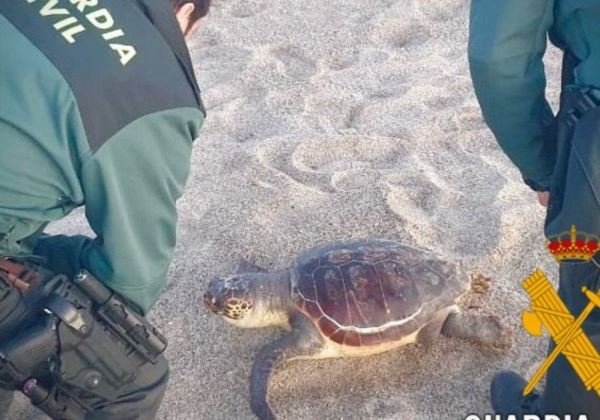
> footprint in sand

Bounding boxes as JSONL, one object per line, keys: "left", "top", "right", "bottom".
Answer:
{"left": 256, "top": 134, "right": 504, "bottom": 257}
{"left": 416, "top": 0, "right": 468, "bottom": 22}
{"left": 454, "top": 105, "right": 487, "bottom": 132}
{"left": 271, "top": 45, "right": 317, "bottom": 81}
{"left": 386, "top": 170, "right": 446, "bottom": 218}
{"left": 229, "top": 1, "right": 269, "bottom": 19}
{"left": 384, "top": 164, "right": 461, "bottom": 252}
{"left": 256, "top": 136, "right": 409, "bottom": 193}
{"left": 383, "top": 145, "right": 507, "bottom": 256}
{"left": 370, "top": 19, "right": 431, "bottom": 49}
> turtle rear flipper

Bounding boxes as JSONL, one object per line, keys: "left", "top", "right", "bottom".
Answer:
{"left": 441, "top": 312, "right": 512, "bottom": 349}
{"left": 250, "top": 316, "right": 322, "bottom": 420}
{"left": 459, "top": 273, "right": 493, "bottom": 309}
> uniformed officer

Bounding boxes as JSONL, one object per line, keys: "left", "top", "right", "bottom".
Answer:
{"left": 0, "top": 0, "right": 210, "bottom": 418}
{"left": 469, "top": 0, "right": 600, "bottom": 417}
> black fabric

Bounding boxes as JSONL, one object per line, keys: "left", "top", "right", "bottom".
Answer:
{"left": 0, "top": 264, "right": 169, "bottom": 419}
{"left": 84, "top": 356, "right": 168, "bottom": 420}
{"left": 0, "top": 0, "right": 203, "bottom": 152}
{"left": 129, "top": 0, "right": 205, "bottom": 116}
{"left": 0, "top": 262, "right": 59, "bottom": 351}
{"left": 561, "top": 51, "right": 579, "bottom": 90}
{"left": 0, "top": 282, "right": 26, "bottom": 341}
{"left": 540, "top": 91, "right": 600, "bottom": 417}
{"left": 523, "top": 177, "right": 551, "bottom": 192}
{"left": 545, "top": 88, "right": 600, "bottom": 238}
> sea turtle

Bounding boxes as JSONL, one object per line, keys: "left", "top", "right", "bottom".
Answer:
{"left": 203, "top": 240, "right": 510, "bottom": 419}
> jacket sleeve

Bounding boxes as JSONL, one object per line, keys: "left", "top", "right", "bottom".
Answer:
{"left": 468, "top": 0, "right": 556, "bottom": 190}
{"left": 36, "top": 108, "right": 202, "bottom": 314}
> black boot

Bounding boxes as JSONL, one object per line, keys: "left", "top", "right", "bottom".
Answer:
{"left": 491, "top": 370, "right": 541, "bottom": 416}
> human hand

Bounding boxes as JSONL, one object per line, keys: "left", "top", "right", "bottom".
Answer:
{"left": 537, "top": 191, "right": 550, "bottom": 207}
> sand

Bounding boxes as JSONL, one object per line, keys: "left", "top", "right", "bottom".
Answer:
{"left": 6, "top": 0, "right": 566, "bottom": 419}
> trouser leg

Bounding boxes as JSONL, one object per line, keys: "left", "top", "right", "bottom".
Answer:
{"left": 26, "top": 323, "right": 170, "bottom": 420}
{"left": 545, "top": 89, "right": 600, "bottom": 240}
{"left": 46, "top": 283, "right": 170, "bottom": 420}
{"left": 541, "top": 88, "right": 600, "bottom": 416}
{"left": 84, "top": 355, "right": 169, "bottom": 420}
{"left": 541, "top": 262, "right": 600, "bottom": 416}
{"left": 1, "top": 262, "right": 170, "bottom": 420}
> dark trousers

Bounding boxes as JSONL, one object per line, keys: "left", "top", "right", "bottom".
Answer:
{"left": 84, "top": 356, "right": 169, "bottom": 420}
{"left": 541, "top": 262, "right": 600, "bottom": 416}
{"left": 0, "top": 363, "right": 168, "bottom": 420}
{"left": 541, "top": 87, "right": 600, "bottom": 417}
{"left": 0, "top": 265, "right": 169, "bottom": 420}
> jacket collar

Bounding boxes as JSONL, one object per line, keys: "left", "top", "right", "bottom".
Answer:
{"left": 130, "top": 0, "right": 206, "bottom": 116}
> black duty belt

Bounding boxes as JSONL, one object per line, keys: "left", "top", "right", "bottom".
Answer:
{"left": 565, "top": 87, "right": 600, "bottom": 128}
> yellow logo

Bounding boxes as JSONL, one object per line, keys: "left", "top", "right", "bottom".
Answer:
{"left": 521, "top": 269, "right": 600, "bottom": 396}
{"left": 25, "top": 0, "right": 137, "bottom": 66}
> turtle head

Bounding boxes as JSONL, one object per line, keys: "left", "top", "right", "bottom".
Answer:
{"left": 203, "top": 272, "right": 290, "bottom": 329}
{"left": 203, "top": 275, "right": 255, "bottom": 322}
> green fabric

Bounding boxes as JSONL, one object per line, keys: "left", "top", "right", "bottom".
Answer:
{"left": 0, "top": 14, "right": 88, "bottom": 255}
{"left": 0, "top": 15, "right": 203, "bottom": 314}
{"left": 76, "top": 109, "right": 199, "bottom": 313}
{"left": 468, "top": 0, "right": 600, "bottom": 188}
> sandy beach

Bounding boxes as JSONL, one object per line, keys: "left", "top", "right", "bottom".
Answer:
{"left": 6, "top": 0, "right": 566, "bottom": 419}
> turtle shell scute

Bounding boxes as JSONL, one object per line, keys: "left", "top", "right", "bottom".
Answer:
{"left": 324, "top": 249, "right": 354, "bottom": 265}
{"left": 293, "top": 240, "right": 461, "bottom": 346}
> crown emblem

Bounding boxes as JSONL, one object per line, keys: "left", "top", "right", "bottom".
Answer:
{"left": 547, "top": 225, "right": 599, "bottom": 262}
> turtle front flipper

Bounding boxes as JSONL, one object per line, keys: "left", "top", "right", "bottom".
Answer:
{"left": 441, "top": 312, "right": 512, "bottom": 349}
{"left": 249, "top": 316, "right": 322, "bottom": 420}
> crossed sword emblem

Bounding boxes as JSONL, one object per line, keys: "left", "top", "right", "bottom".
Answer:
{"left": 522, "top": 269, "right": 600, "bottom": 396}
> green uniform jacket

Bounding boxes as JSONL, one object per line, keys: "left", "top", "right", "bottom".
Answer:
{"left": 0, "top": 0, "right": 205, "bottom": 314}
{"left": 469, "top": 0, "right": 600, "bottom": 190}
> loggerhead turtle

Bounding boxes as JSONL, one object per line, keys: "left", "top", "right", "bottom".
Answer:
{"left": 203, "top": 240, "right": 510, "bottom": 419}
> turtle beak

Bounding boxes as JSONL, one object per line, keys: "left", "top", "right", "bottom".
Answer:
{"left": 203, "top": 278, "right": 231, "bottom": 315}
{"left": 202, "top": 292, "right": 222, "bottom": 314}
